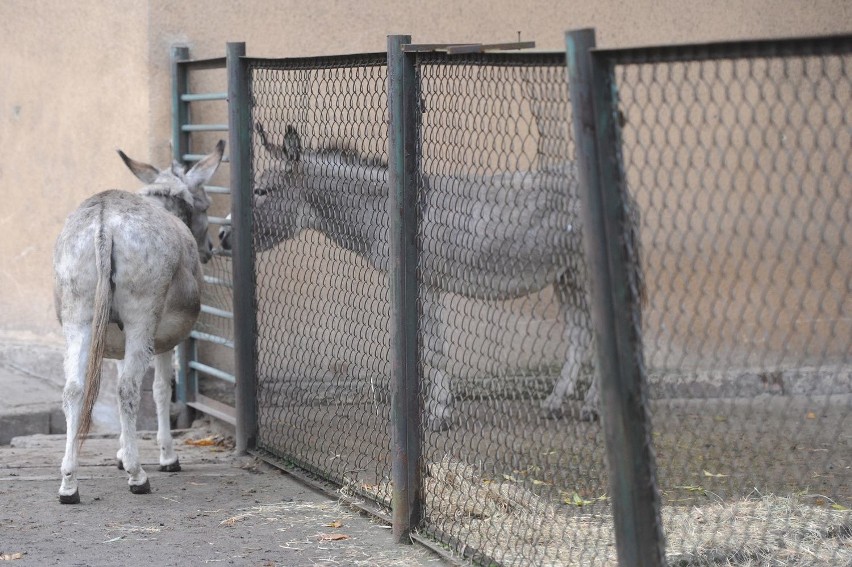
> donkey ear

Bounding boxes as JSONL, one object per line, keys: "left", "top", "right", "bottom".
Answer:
{"left": 185, "top": 140, "right": 225, "bottom": 188}
{"left": 117, "top": 150, "right": 160, "bottom": 184}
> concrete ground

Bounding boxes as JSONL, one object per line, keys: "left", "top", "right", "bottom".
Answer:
{"left": 0, "top": 346, "right": 448, "bottom": 566}
{"left": 0, "top": 431, "right": 448, "bottom": 566}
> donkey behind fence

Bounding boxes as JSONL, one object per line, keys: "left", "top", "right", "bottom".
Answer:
{"left": 53, "top": 142, "right": 225, "bottom": 503}
{"left": 220, "top": 124, "right": 645, "bottom": 431}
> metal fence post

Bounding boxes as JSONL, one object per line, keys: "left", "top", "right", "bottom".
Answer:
{"left": 227, "top": 41, "right": 257, "bottom": 455}
{"left": 387, "top": 34, "right": 423, "bottom": 544}
{"left": 565, "top": 28, "right": 666, "bottom": 566}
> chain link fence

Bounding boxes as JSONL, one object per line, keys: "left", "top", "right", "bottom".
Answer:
{"left": 411, "top": 53, "right": 613, "bottom": 566}
{"left": 246, "top": 54, "right": 394, "bottom": 501}
{"left": 601, "top": 36, "right": 852, "bottom": 564}
{"left": 232, "top": 34, "right": 851, "bottom": 566}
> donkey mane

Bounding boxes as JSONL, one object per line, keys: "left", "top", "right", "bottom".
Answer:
{"left": 139, "top": 185, "right": 195, "bottom": 228}
{"left": 256, "top": 121, "right": 388, "bottom": 170}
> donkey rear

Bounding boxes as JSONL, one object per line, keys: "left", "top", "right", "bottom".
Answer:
{"left": 53, "top": 142, "right": 224, "bottom": 503}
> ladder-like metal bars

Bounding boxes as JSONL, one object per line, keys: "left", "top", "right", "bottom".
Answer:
{"left": 170, "top": 46, "right": 237, "bottom": 427}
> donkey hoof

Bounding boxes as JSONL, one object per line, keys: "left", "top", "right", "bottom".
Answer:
{"left": 159, "top": 459, "right": 181, "bottom": 472}
{"left": 543, "top": 406, "right": 564, "bottom": 420}
{"left": 129, "top": 479, "right": 151, "bottom": 495}
{"left": 580, "top": 406, "right": 599, "bottom": 422}
{"left": 427, "top": 416, "right": 451, "bottom": 432}
{"left": 59, "top": 490, "right": 80, "bottom": 504}
{"left": 116, "top": 459, "right": 124, "bottom": 470}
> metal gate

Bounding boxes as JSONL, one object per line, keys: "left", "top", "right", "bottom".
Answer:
{"left": 170, "top": 46, "right": 237, "bottom": 426}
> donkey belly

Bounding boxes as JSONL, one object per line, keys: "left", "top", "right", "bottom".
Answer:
{"left": 102, "top": 310, "right": 199, "bottom": 359}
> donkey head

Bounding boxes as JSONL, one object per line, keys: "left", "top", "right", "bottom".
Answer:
{"left": 118, "top": 141, "right": 225, "bottom": 263}
{"left": 219, "top": 124, "right": 308, "bottom": 251}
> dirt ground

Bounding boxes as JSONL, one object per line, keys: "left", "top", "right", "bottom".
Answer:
{"left": 0, "top": 430, "right": 447, "bottom": 567}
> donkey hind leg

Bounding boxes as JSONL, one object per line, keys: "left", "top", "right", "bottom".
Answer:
{"left": 422, "top": 290, "right": 453, "bottom": 432}
{"left": 115, "top": 359, "right": 126, "bottom": 469}
{"left": 59, "top": 322, "right": 91, "bottom": 504}
{"left": 153, "top": 351, "right": 180, "bottom": 471}
{"left": 542, "top": 273, "right": 597, "bottom": 421}
{"left": 117, "top": 324, "right": 155, "bottom": 494}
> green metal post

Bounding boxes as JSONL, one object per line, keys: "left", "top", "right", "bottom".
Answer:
{"left": 227, "top": 42, "right": 257, "bottom": 455}
{"left": 387, "top": 33, "right": 422, "bottom": 544}
{"left": 565, "top": 28, "right": 666, "bottom": 566}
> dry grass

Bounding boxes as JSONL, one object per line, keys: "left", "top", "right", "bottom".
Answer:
{"left": 352, "top": 459, "right": 852, "bottom": 566}
{"left": 214, "top": 500, "right": 434, "bottom": 566}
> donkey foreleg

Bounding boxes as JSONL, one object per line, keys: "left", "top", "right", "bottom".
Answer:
{"left": 422, "top": 291, "right": 453, "bottom": 431}
{"left": 153, "top": 351, "right": 180, "bottom": 471}
{"left": 543, "top": 277, "right": 598, "bottom": 421}
{"left": 59, "top": 322, "right": 91, "bottom": 504}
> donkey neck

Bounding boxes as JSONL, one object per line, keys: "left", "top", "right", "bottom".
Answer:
{"left": 139, "top": 184, "right": 194, "bottom": 228}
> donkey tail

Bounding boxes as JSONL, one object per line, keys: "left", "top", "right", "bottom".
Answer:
{"left": 77, "top": 220, "right": 113, "bottom": 446}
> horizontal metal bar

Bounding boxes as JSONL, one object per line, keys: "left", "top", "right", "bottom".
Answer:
{"left": 188, "top": 361, "right": 236, "bottom": 383}
{"left": 181, "top": 124, "right": 229, "bottom": 132}
{"left": 187, "top": 395, "right": 236, "bottom": 426}
{"left": 184, "top": 154, "right": 230, "bottom": 163}
{"left": 208, "top": 215, "right": 231, "bottom": 226}
{"left": 203, "top": 185, "right": 231, "bottom": 194}
{"left": 189, "top": 330, "right": 234, "bottom": 349}
{"left": 200, "top": 304, "right": 233, "bottom": 319}
{"left": 403, "top": 41, "right": 536, "bottom": 53}
{"left": 203, "top": 275, "right": 232, "bottom": 288}
{"left": 213, "top": 248, "right": 232, "bottom": 258}
{"left": 595, "top": 32, "right": 852, "bottom": 64}
{"left": 250, "top": 448, "right": 394, "bottom": 524}
{"left": 181, "top": 92, "right": 227, "bottom": 102}
{"left": 177, "top": 56, "right": 227, "bottom": 70}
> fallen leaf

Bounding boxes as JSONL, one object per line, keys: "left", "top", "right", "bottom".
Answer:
{"left": 185, "top": 437, "right": 218, "bottom": 446}
{"left": 564, "top": 492, "right": 594, "bottom": 507}
{"left": 317, "top": 533, "right": 350, "bottom": 541}
{"left": 531, "top": 479, "right": 552, "bottom": 486}
{"left": 702, "top": 469, "right": 728, "bottom": 478}
{"left": 831, "top": 504, "right": 849, "bottom": 511}
{"left": 805, "top": 411, "right": 817, "bottom": 420}
{"left": 675, "top": 485, "right": 707, "bottom": 496}
{"left": 0, "top": 552, "right": 24, "bottom": 561}
{"left": 502, "top": 474, "right": 519, "bottom": 483}
{"left": 324, "top": 520, "right": 343, "bottom": 528}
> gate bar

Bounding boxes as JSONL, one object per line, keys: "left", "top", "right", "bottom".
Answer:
{"left": 228, "top": 41, "right": 258, "bottom": 455}
{"left": 387, "top": 34, "right": 423, "bottom": 544}
{"left": 171, "top": 45, "right": 192, "bottom": 417}
{"left": 565, "top": 28, "right": 665, "bottom": 566}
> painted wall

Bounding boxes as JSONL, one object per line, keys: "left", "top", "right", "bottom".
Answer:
{"left": 0, "top": 0, "right": 848, "bottom": 346}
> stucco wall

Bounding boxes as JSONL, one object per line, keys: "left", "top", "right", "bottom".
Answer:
{"left": 0, "top": 0, "right": 848, "bottom": 344}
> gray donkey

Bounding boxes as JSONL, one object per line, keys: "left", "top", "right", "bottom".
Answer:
{"left": 53, "top": 141, "right": 224, "bottom": 503}
{"left": 221, "top": 124, "right": 645, "bottom": 431}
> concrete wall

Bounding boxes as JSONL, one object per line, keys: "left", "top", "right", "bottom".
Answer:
{"left": 0, "top": 0, "right": 848, "bottom": 347}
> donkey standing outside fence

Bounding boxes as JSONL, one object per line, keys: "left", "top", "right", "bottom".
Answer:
{"left": 53, "top": 142, "right": 225, "bottom": 503}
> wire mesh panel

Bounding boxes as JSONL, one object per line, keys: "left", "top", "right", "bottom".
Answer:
{"left": 604, "top": 37, "right": 852, "bottom": 564}
{"left": 247, "top": 55, "right": 394, "bottom": 504}
{"left": 412, "top": 53, "right": 614, "bottom": 565}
